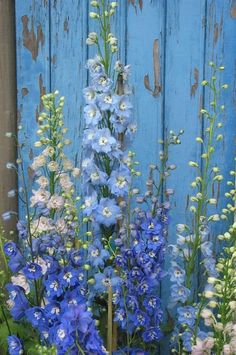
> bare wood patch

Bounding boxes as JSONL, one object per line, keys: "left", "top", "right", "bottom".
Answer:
{"left": 128, "top": 0, "right": 143, "bottom": 12}
{"left": 39, "top": 74, "right": 46, "bottom": 111}
{"left": 21, "top": 87, "right": 29, "bottom": 97}
{"left": 144, "top": 39, "right": 161, "bottom": 97}
{"left": 21, "top": 15, "right": 45, "bottom": 60}
{"left": 231, "top": 6, "right": 236, "bottom": 18}
{"left": 190, "top": 68, "right": 199, "bottom": 97}
{"left": 64, "top": 17, "right": 69, "bottom": 33}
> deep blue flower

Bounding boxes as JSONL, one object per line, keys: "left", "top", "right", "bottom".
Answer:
{"left": 7, "top": 335, "right": 23, "bottom": 355}
{"left": 23, "top": 262, "right": 42, "bottom": 280}
{"left": 143, "top": 296, "right": 161, "bottom": 313}
{"left": 177, "top": 306, "right": 196, "bottom": 328}
{"left": 6, "top": 284, "right": 29, "bottom": 320}
{"left": 114, "top": 308, "right": 127, "bottom": 329}
{"left": 63, "top": 303, "right": 92, "bottom": 333}
{"left": 25, "top": 307, "right": 48, "bottom": 328}
{"left": 141, "top": 218, "right": 162, "bottom": 235}
{"left": 53, "top": 321, "right": 74, "bottom": 350}
{"left": 8, "top": 252, "right": 25, "bottom": 273}
{"left": 45, "top": 301, "right": 61, "bottom": 320}
{"left": 142, "top": 326, "right": 163, "bottom": 342}
{"left": 88, "top": 239, "right": 110, "bottom": 268}
{"left": 59, "top": 267, "right": 79, "bottom": 288}
{"left": 95, "top": 198, "right": 121, "bottom": 227}
{"left": 70, "top": 249, "right": 86, "bottom": 267}
{"left": 133, "top": 310, "right": 150, "bottom": 328}
{"left": 4, "top": 241, "right": 17, "bottom": 257}
{"left": 17, "top": 221, "right": 28, "bottom": 239}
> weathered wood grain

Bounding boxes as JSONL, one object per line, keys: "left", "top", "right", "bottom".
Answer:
{"left": 0, "top": 0, "right": 17, "bottom": 235}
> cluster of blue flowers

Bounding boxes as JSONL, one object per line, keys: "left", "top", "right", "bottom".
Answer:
{"left": 82, "top": 56, "right": 135, "bottom": 231}
{"left": 112, "top": 208, "right": 169, "bottom": 349}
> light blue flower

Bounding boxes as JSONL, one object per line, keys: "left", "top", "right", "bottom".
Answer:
{"left": 95, "top": 198, "right": 121, "bottom": 227}
{"left": 201, "top": 241, "right": 213, "bottom": 258}
{"left": 97, "top": 93, "right": 117, "bottom": 111}
{"left": 169, "top": 263, "right": 186, "bottom": 285}
{"left": 110, "top": 114, "right": 130, "bottom": 133}
{"left": 91, "top": 128, "right": 118, "bottom": 154}
{"left": 108, "top": 167, "right": 131, "bottom": 197}
{"left": 83, "top": 191, "right": 98, "bottom": 216}
{"left": 84, "top": 104, "right": 102, "bottom": 126}
{"left": 181, "top": 331, "right": 192, "bottom": 352}
{"left": 86, "top": 57, "right": 105, "bottom": 76}
{"left": 94, "top": 266, "right": 122, "bottom": 293}
{"left": 88, "top": 239, "right": 110, "bottom": 268}
{"left": 170, "top": 284, "right": 191, "bottom": 303}
{"left": 177, "top": 306, "right": 196, "bottom": 327}
{"left": 92, "top": 73, "right": 112, "bottom": 93}
{"left": 114, "top": 95, "right": 133, "bottom": 118}
{"left": 83, "top": 87, "right": 96, "bottom": 104}
{"left": 85, "top": 164, "right": 108, "bottom": 186}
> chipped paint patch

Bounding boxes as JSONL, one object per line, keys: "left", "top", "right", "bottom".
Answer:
{"left": 64, "top": 17, "right": 69, "bottom": 33}
{"left": 231, "top": 6, "right": 236, "bottom": 19}
{"left": 191, "top": 68, "right": 199, "bottom": 97}
{"left": 21, "top": 15, "right": 45, "bottom": 60}
{"left": 144, "top": 39, "right": 161, "bottom": 97}
{"left": 21, "top": 88, "right": 29, "bottom": 97}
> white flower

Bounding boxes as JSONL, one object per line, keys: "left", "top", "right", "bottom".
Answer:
{"left": 223, "top": 344, "right": 233, "bottom": 354}
{"left": 72, "top": 168, "right": 81, "bottom": 177}
{"left": 55, "top": 218, "right": 68, "bottom": 233}
{"left": 47, "top": 161, "right": 59, "bottom": 172}
{"left": 30, "top": 189, "right": 50, "bottom": 207}
{"left": 42, "top": 146, "right": 55, "bottom": 157}
{"left": 59, "top": 173, "right": 73, "bottom": 191}
{"left": 31, "top": 155, "right": 46, "bottom": 170}
{"left": 36, "top": 176, "right": 49, "bottom": 188}
{"left": 11, "top": 273, "right": 30, "bottom": 294}
{"left": 32, "top": 216, "right": 54, "bottom": 234}
{"left": 47, "top": 195, "right": 64, "bottom": 210}
{"left": 63, "top": 159, "right": 73, "bottom": 171}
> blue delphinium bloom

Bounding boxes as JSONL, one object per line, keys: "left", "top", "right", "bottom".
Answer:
{"left": 170, "top": 284, "right": 191, "bottom": 303}
{"left": 25, "top": 307, "right": 48, "bottom": 328}
{"left": 181, "top": 331, "right": 193, "bottom": 352}
{"left": 88, "top": 239, "right": 110, "bottom": 268}
{"left": 83, "top": 87, "right": 96, "bottom": 104}
{"left": 108, "top": 166, "right": 131, "bottom": 197}
{"left": 142, "top": 326, "right": 163, "bottom": 342}
{"left": 94, "top": 266, "right": 122, "bottom": 293}
{"left": 169, "top": 263, "right": 186, "bottom": 284}
{"left": 110, "top": 113, "right": 130, "bottom": 133}
{"left": 4, "top": 241, "right": 18, "bottom": 257}
{"left": 83, "top": 191, "right": 98, "bottom": 216}
{"left": 23, "top": 262, "right": 42, "bottom": 280}
{"left": 7, "top": 335, "right": 23, "bottom": 355}
{"left": 53, "top": 321, "right": 74, "bottom": 351}
{"left": 177, "top": 306, "right": 196, "bottom": 327}
{"left": 6, "top": 284, "right": 29, "bottom": 320}
{"left": 97, "top": 92, "right": 117, "bottom": 111}
{"left": 91, "top": 128, "right": 118, "bottom": 154}
{"left": 59, "top": 267, "right": 79, "bottom": 288}
{"left": 95, "top": 198, "right": 121, "bottom": 227}
{"left": 91, "top": 73, "right": 112, "bottom": 92}
{"left": 114, "top": 95, "right": 133, "bottom": 118}
{"left": 86, "top": 57, "right": 105, "bottom": 75}
{"left": 84, "top": 103, "right": 102, "bottom": 126}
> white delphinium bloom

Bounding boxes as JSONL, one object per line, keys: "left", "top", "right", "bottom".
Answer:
{"left": 11, "top": 273, "right": 30, "bottom": 294}
{"left": 31, "top": 155, "right": 46, "bottom": 170}
{"left": 30, "top": 189, "right": 50, "bottom": 207}
{"left": 47, "top": 195, "right": 64, "bottom": 210}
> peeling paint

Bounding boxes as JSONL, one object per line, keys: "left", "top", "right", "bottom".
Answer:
{"left": 231, "top": 6, "right": 236, "bottom": 19}
{"left": 191, "top": 68, "right": 199, "bottom": 97}
{"left": 144, "top": 39, "right": 161, "bottom": 97}
{"left": 128, "top": 0, "right": 143, "bottom": 13}
{"left": 21, "top": 15, "right": 45, "bottom": 60}
{"left": 52, "top": 54, "right": 57, "bottom": 65}
{"left": 21, "top": 88, "right": 29, "bottom": 97}
{"left": 39, "top": 74, "right": 46, "bottom": 112}
{"left": 64, "top": 17, "right": 69, "bottom": 33}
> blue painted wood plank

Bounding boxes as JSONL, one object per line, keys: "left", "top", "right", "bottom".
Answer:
{"left": 15, "top": 0, "right": 50, "bottom": 218}
{"left": 50, "top": 0, "right": 88, "bottom": 167}
{"left": 126, "top": 0, "right": 166, "bottom": 192}
{"left": 160, "top": 0, "right": 207, "bottom": 352}
{"left": 204, "top": 0, "right": 236, "bottom": 218}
